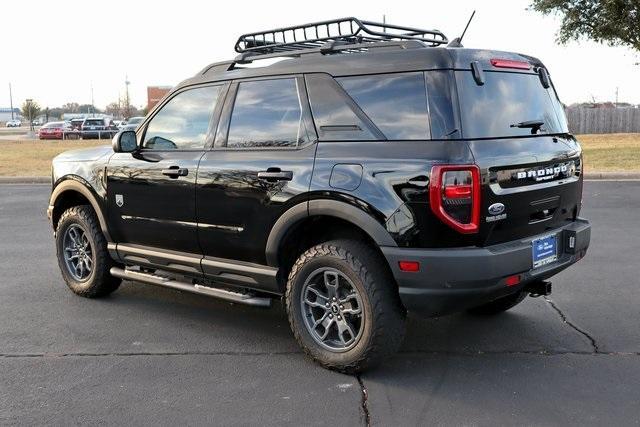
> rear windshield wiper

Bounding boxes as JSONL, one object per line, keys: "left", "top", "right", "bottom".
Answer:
{"left": 510, "top": 120, "right": 545, "bottom": 134}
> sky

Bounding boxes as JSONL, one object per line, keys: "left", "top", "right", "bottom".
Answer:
{"left": 1, "top": 0, "right": 638, "bottom": 110}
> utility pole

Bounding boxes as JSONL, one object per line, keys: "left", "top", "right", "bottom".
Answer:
{"left": 124, "top": 75, "right": 131, "bottom": 119}
{"left": 90, "top": 83, "right": 95, "bottom": 117}
{"left": 9, "top": 83, "right": 14, "bottom": 120}
{"left": 615, "top": 87, "right": 619, "bottom": 107}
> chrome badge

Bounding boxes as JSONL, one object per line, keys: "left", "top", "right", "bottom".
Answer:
{"left": 488, "top": 203, "right": 505, "bottom": 215}
{"left": 486, "top": 202, "right": 507, "bottom": 222}
{"left": 115, "top": 194, "right": 124, "bottom": 208}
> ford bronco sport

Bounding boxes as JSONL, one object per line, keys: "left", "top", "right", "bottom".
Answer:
{"left": 48, "top": 18, "right": 590, "bottom": 372}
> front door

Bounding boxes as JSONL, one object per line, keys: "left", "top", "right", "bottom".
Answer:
{"left": 106, "top": 84, "right": 227, "bottom": 259}
{"left": 196, "top": 76, "right": 317, "bottom": 267}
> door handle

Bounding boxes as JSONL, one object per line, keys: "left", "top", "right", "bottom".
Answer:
{"left": 257, "top": 169, "right": 293, "bottom": 182}
{"left": 162, "top": 167, "right": 189, "bottom": 178}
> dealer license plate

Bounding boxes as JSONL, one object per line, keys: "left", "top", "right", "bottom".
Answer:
{"left": 532, "top": 234, "right": 558, "bottom": 268}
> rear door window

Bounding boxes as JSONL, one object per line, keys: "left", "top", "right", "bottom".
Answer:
{"left": 455, "top": 71, "right": 568, "bottom": 138}
{"left": 226, "top": 78, "right": 308, "bottom": 148}
{"left": 337, "top": 72, "right": 430, "bottom": 140}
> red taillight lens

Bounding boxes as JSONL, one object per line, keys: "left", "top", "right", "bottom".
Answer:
{"left": 505, "top": 274, "right": 521, "bottom": 287}
{"left": 444, "top": 184, "right": 472, "bottom": 199}
{"left": 430, "top": 165, "right": 481, "bottom": 234}
{"left": 490, "top": 59, "right": 531, "bottom": 70}
{"left": 398, "top": 261, "right": 420, "bottom": 272}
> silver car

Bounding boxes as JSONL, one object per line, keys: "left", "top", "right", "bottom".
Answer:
{"left": 118, "top": 116, "right": 145, "bottom": 131}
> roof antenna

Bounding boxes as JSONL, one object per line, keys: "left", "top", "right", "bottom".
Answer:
{"left": 448, "top": 10, "right": 475, "bottom": 47}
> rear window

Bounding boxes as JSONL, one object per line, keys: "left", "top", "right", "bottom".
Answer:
{"left": 337, "top": 72, "right": 430, "bottom": 140}
{"left": 455, "top": 71, "right": 568, "bottom": 138}
{"left": 84, "top": 119, "right": 103, "bottom": 126}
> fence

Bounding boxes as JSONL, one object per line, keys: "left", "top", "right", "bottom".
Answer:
{"left": 566, "top": 107, "right": 640, "bottom": 134}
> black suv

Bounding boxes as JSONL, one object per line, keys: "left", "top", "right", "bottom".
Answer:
{"left": 81, "top": 117, "right": 118, "bottom": 139}
{"left": 47, "top": 18, "right": 590, "bottom": 372}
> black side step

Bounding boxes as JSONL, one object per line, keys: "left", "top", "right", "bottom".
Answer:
{"left": 109, "top": 267, "right": 272, "bottom": 308}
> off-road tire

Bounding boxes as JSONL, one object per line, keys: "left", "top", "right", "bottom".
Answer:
{"left": 55, "top": 205, "right": 121, "bottom": 298}
{"left": 286, "top": 239, "right": 406, "bottom": 373}
{"left": 467, "top": 290, "right": 527, "bottom": 315}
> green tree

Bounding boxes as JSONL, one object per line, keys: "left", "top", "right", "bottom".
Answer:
{"left": 530, "top": 0, "right": 640, "bottom": 51}
{"left": 22, "top": 100, "right": 41, "bottom": 131}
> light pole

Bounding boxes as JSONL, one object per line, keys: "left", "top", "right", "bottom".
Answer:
{"left": 8, "top": 83, "right": 14, "bottom": 120}
{"left": 124, "top": 75, "right": 131, "bottom": 119}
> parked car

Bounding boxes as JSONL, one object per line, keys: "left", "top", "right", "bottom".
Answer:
{"left": 5, "top": 119, "right": 22, "bottom": 127}
{"left": 38, "top": 121, "right": 79, "bottom": 140}
{"left": 69, "top": 118, "right": 84, "bottom": 131}
{"left": 118, "top": 116, "right": 144, "bottom": 131}
{"left": 32, "top": 119, "right": 42, "bottom": 126}
{"left": 47, "top": 18, "right": 590, "bottom": 373}
{"left": 81, "top": 118, "right": 118, "bottom": 139}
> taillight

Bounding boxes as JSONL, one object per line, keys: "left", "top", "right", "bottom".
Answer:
{"left": 490, "top": 58, "right": 531, "bottom": 70}
{"left": 429, "top": 165, "right": 481, "bottom": 234}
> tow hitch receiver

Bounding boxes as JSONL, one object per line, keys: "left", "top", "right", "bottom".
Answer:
{"left": 527, "top": 280, "right": 552, "bottom": 298}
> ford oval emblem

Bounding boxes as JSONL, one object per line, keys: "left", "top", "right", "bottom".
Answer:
{"left": 488, "top": 203, "right": 505, "bottom": 215}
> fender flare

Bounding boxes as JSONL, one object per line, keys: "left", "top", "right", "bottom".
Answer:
{"left": 265, "top": 199, "right": 397, "bottom": 267}
{"left": 49, "top": 178, "right": 112, "bottom": 242}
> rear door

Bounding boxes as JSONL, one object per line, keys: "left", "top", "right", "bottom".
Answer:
{"left": 454, "top": 66, "right": 583, "bottom": 246}
{"left": 106, "top": 84, "right": 226, "bottom": 258}
{"left": 196, "top": 76, "right": 317, "bottom": 268}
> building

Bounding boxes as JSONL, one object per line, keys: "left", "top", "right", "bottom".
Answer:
{"left": 147, "top": 86, "right": 172, "bottom": 110}
{"left": 0, "top": 108, "right": 21, "bottom": 123}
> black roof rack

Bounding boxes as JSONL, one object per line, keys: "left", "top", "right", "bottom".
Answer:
{"left": 234, "top": 17, "right": 448, "bottom": 55}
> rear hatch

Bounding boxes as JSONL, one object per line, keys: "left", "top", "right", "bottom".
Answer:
{"left": 455, "top": 62, "right": 583, "bottom": 246}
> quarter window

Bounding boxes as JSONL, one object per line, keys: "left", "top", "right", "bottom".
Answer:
{"left": 306, "top": 74, "right": 378, "bottom": 141}
{"left": 337, "top": 72, "right": 430, "bottom": 140}
{"left": 143, "top": 85, "right": 222, "bottom": 150}
{"left": 227, "top": 79, "right": 307, "bottom": 148}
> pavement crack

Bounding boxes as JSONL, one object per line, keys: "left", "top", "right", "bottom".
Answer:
{"left": 544, "top": 296, "right": 600, "bottom": 353}
{"left": 356, "top": 375, "right": 371, "bottom": 427}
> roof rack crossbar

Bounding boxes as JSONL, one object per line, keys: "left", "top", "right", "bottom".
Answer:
{"left": 234, "top": 17, "right": 447, "bottom": 54}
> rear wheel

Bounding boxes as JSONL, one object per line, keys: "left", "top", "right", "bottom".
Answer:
{"left": 286, "top": 239, "right": 406, "bottom": 373}
{"left": 55, "top": 205, "right": 121, "bottom": 298}
{"left": 467, "top": 290, "right": 527, "bottom": 315}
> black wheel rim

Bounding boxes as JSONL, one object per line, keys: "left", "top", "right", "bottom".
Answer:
{"left": 62, "top": 224, "right": 93, "bottom": 281}
{"left": 300, "top": 267, "right": 364, "bottom": 352}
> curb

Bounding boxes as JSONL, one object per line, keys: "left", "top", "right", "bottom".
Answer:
{"left": 0, "top": 172, "right": 639, "bottom": 184}
{"left": 0, "top": 176, "right": 50, "bottom": 184}
{"left": 583, "top": 172, "right": 640, "bottom": 180}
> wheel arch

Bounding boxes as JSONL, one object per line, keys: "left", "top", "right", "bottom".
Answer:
{"left": 265, "top": 199, "right": 397, "bottom": 270}
{"left": 49, "top": 178, "right": 111, "bottom": 241}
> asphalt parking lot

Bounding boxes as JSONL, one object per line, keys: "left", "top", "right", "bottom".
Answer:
{"left": 1, "top": 181, "right": 639, "bottom": 426}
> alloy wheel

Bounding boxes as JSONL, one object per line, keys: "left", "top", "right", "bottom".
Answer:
{"left": 300, "top": 267, "right": 364, "bottom": 352}
{"left": 62, "top": 224, "right": 93, "bottom": 281}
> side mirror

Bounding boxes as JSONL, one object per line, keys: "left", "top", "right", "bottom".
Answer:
{"left": 112, "top": 131, "right": 138, "bottom": 153}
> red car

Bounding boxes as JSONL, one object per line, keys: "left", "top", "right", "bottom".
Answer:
{"left": 38, "top": 122, "right": 78, "bottom": 140}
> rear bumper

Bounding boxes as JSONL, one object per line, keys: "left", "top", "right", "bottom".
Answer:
{"left": 381, "top": 218, "right": 590, "bottom": 317}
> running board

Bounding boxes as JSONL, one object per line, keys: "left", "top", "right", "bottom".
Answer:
{"left": 109, "top": 267, "right": 272, "bottom": 308}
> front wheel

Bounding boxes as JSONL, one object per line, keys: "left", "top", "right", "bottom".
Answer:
{"left": 55, "top": 205, "right": 121, "bottom": 298}
{"left": 286, "top": 240, "right": 406, "bottom": 373}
